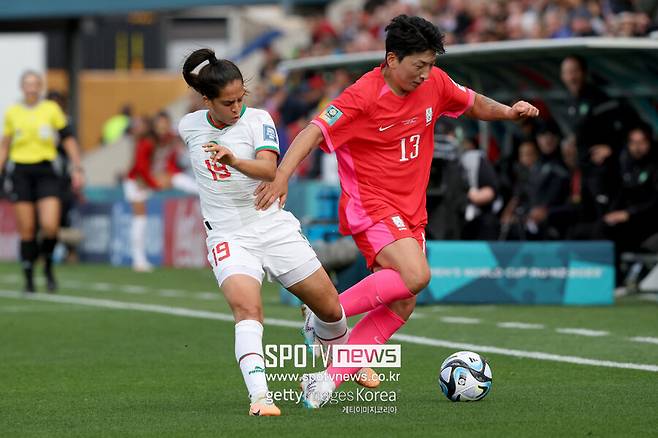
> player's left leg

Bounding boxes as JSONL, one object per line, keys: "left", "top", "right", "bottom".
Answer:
{"left": 36, "top": 196, "right": 61, "bottom": 293}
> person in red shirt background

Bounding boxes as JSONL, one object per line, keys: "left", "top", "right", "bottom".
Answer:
{"left": 124, "top": 111, "right": 197, "bottom": 272}
{"left": 256, "top": 14, "right": 539, "bottom": 407}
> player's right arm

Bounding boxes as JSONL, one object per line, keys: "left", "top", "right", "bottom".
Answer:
{"left": 253, "top": 123, "right": 323, "bottom": 210}
{"left": 0, "top": 136, "right": 10, "bottom": 171}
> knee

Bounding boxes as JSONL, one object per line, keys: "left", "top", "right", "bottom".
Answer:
{"left": 313, "top": 296, "right": 343, "bottom": 322}
{"left": 401, "top": 264, "right": 431, "bottom": 294}
{"left": 232, "top": 305, "right": 263, "bottom": 323}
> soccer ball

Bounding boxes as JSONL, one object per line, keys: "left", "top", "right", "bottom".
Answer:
{"left": 439, "top": 351, "right": 493, "bottom": 402}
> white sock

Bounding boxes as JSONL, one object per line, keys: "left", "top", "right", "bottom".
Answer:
{"left": 131, "top": 215, "right": 148, "bottom": 265}
{"left": 171, "top": 173, "right": 199, "bottom": 195}
{"left": 235, "top": 320, "right": 269, "bottom": 403}
{"left": 313, "top": 306, "right": 349, "bottom": 346}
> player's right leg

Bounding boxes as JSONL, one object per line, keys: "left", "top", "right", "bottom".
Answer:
{"left": 208, "top": 236, "right": 279, "bottom": 416}
{"left": 13, "top": 201, "right": 38, "bottom": 293}
{"left": 220, "top": 275, "right": 280, "bottom": 417}
{"left": 10, "top": 164, "right": 39, "bottom": 293}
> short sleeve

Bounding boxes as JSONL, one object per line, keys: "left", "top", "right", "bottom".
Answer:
{"left": 2, "top": 107, "right": 14, "bottom": 137}
{"left": 251, "top": 110, "right": 280, "bottom": 155}
{"left": 311, "top": 81, "right": 368, "bottom": 153}
{"left": 49, "top": 101, "right": 67, "bottom": 130}
{"left": 432, "top": 67, "right": 475, "bottom": 119}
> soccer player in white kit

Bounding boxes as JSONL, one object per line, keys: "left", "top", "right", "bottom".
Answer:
{"left": 179, "top": 48, "right": 349, "bottom": 416}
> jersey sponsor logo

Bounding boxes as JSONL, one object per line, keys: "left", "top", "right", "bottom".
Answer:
{"left": 263, "top": 124, "right": 278, "bottom": 143}
{"left": 319, "top": 105, "right": 343, "bottom": 126}
{"left": 425, "top": 107, "right": 433, "bottom": 125}
{"left": 402, "top": 117, "right": 418, "bottom": 126}
{"left": 379, "top": 123, "right": 396, "bottom": 131}
{"left": 391, "top": 215, "right": 407, "bottom": 231}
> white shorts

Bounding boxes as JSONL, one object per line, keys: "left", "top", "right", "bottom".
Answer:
{"left": 206, "top": 210, "right": 321, "bottom": 288}
{"left": 123, "top": 179, "right": 152, "bottom": 203}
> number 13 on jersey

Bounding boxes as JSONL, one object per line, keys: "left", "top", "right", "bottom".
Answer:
{"left": 400, "top": 134, "right": 420, "bottom": 162}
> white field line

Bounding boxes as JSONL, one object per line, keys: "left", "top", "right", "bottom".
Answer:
{"left": 630, "top": 337, "right": 658, "bottom": 345}
{"left": 497, "top": 322, "right": 545, "bottom": 330}
{"left": 1, "top": 290, "right": 656, "bottom": 373}
{"left": 556, "top": 328, "right": 609, "bottom": 337}
{"left": 440, "top": 316, "right": 481, "bottom": 324}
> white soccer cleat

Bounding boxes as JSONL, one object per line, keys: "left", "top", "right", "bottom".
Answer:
{"left": 300, "top": 370, "right": 335, "bottom": 409}
{"left": 248, "top": 395, "right": 281, "bottom": 416}
{"left": 132, "top": 261, "right": 154, "bottom": 273}
{"left": 300, "top": 304, "right": 321, "bottom": 357}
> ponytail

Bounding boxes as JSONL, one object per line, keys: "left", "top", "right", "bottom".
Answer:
{"left": 182, "top": 48, "right": 243, "bottom": 99}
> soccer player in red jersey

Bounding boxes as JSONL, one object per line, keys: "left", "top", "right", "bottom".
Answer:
{"left": 256, "top": 15, "right": 539, "bottom": 407}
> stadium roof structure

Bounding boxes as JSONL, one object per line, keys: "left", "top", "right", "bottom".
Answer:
{"left": 0, "top": 0, "right": 328, "bottom": 20}
{"left": 278, "top": 38, "right": 658, "bottom": 102}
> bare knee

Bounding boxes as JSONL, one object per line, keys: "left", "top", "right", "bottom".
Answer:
{"left": 232, "top": 305, "right": 263, "bottom": 323}
{"left": 388, "top": 295, "right": 417, "bottom": 321}
{"left": 400, "top": 264, "right": 431, "bottom": 294}
{"left": 312, "top": 294, "right": 343, "bottom": 322}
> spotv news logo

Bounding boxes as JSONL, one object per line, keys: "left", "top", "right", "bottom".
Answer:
{"left": 265, "top": 344, "right": 401, "bottom": 368}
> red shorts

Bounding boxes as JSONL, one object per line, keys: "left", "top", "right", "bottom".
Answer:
{"left": 352, "top": 214, "right": 426, "bottom": 269}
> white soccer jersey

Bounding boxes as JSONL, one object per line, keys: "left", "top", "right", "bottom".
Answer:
{"left": 178, "top": 107, "right": 281, "bottom": 235}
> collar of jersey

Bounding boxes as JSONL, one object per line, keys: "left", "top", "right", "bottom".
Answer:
{"left": 206, "top": 105, "right": 246, "bottom": 130}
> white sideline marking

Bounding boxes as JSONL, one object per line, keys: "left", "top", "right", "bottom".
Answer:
{"left": 157, "top": 289, "right": 185, "bottom": 298}
{"left": 630, "top": 337, "right": 658, "bottom": 345}
{"left": 2, "top": 290, "right": 656, "bottom": 373}
{"left": 440, "top": 316, "right": 481, "bottom": 324}
{"left": 195, "top": 292, "right": 219, "bottom": 300}
{"left": 556, "top": 328, "right": 609, "bottom": 337}
{"left": 121, "top": 285, "right": 147, "bottom": 294}
{"left": 497, "top": 322, "right": 544, "bottom": 330}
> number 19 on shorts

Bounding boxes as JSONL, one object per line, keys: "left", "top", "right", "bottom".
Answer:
{"left": 400, "top": 134, "right": 420, "bottom": 162}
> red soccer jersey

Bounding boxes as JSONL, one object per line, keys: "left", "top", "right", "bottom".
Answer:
{"left": 127, "top": 137, "right": 181, "bottom": 189}
{"left": 311, "top": 64, "right": 475, "bottom": 236}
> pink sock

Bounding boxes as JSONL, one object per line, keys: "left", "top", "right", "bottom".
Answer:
{"left": 339, "top": 269, "right": 413, "bottom": 317}
{"left": 327, "top": 305, "right": 406, "bottom": 388}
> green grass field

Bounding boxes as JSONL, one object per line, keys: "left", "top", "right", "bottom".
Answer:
{"left": 1, "top": 262, "right": 657, "bottom": 437}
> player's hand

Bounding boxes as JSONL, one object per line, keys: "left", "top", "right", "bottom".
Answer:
{"left": 71, "top": 168, "right": 85, "bottom": 192}
{"left": 508, "top": 101, "right": 539, "bottom": 119}
{"left": 590, "top": 144, "right": 612, "bottom": 165}
{"left": 203, "top": 143, "right": 236, "bottom": 166}
{"left": 254, "top": 172, "right": 288, "bottom": 210}
{"left": 603, "top": 210, "right": 629, "bottom": 225}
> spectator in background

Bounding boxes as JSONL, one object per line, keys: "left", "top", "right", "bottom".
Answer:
{"left": 524, "top": 120, "right": 571, "bottom": 239}
{"left": 102, "top": 104, "right": 133, "bottom": 145}
{"left": 559, "top": 55, "right": 624, "bottom": 222}
{"left": 123, "top": 111, "right": 197, "bottom": 272}
{"left": 500, "top": 140, "right": 539, "bottom": 240}
{"left": 0, "top": 71, "right": 84, "bottom": 292}
{"left": 603, "top": 124, "right": 658, "bottom": 253}
{"left": 460, "top": 137, "right": 500, "bottom": 240}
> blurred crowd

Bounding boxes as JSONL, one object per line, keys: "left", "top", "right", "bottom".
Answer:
{"left": 298, "top": 0, "right": 658, "bottom": 57}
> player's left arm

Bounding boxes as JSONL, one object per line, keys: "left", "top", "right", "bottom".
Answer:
{"left": 465, "top": 93, "right": 539, "bottom": 121}
{"left": 203, "top": 143, "right": 277, "bottom": 182}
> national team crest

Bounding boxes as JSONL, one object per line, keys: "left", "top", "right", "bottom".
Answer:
{"left": 263, "top": 124, "right": 278, "bottom": 143}
{"left": 391, "top": 215, "right": 407, "bottom": 231}
{"left": 425, "top": 107, "right": 433, "bottom": 125}
{"left": 319, "top": 105, "right": 343, "bottom": 126}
